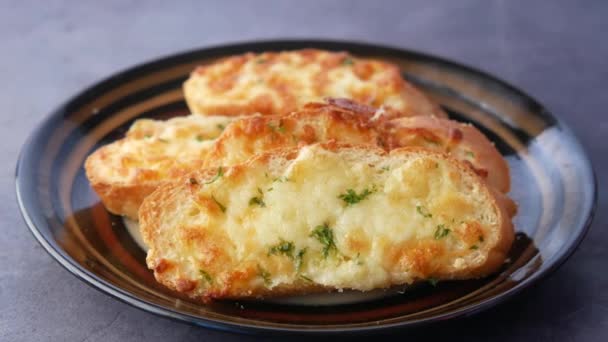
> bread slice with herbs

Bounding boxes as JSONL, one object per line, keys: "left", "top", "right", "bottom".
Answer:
{"left": 85, "top": 114, "right": 234, "bottom": 219}
{"left": 139, "top": 143, "right": 515, "bottom": 300}
{"left": 184, "top": 49, "right": 447, "bottom": 118}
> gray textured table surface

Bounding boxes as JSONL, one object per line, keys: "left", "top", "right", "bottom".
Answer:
{"left": 1, "top": 1, "right": 606, "bottom": 341}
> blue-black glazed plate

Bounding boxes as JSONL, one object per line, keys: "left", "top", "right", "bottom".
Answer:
{"left": 15, "top": 40, "right": 596, "bottom": 335}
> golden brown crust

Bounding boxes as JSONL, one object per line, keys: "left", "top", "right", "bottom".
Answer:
{"left": 85, "top": 152, "right": 201, "bottom": 219}
{"left": 140, "top": 143, "right": 515, "bottom": 300}
{"left": 85, "top": 175, "right": 159, "bottom": 220}
{"left": 184, "top": 49, "right": 447, "bottom": 118}
{"left": 380, "top": 116, "right": 511, "bottom": 192}
{"left": 474, "top": 187, "right": 515, "bottom": 276}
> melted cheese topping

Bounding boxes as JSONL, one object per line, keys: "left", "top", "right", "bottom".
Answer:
{"left": 142, "top": 145, "right": 504, "bottom": 299}
{"left": 183, "top": 49, "right": 444, "bottom": 117}
{"left": 88, "top": 115, "right": 234, "bottom": 184}
{"left": 204, "top": 102, "right": 379, "bottom": 168}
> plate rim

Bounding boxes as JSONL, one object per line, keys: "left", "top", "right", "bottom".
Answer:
{"left": 15, "top": 38, "right": 598, "bottom": 335}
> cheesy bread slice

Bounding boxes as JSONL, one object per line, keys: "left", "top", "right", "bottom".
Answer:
{"left": 184, "top": 49, "right": 446, "bottom": 118}
{"left": 85, "top": 115, "right": 234, "bottom": 219}
{"left": 380, "top": 116, "right": 511, "bottom": 193}
{"left": 140, "top": 143, "right": 514, "bottom": 299}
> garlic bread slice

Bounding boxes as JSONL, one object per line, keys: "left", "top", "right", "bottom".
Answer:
{"left": 140, "top": 143, "right": 514, "bottom": 299}
{"left": 184, "top": 49, "right": 446, "bottom": 118}
{"left": 85, "top": 115, "right": 234, "bottom": 219}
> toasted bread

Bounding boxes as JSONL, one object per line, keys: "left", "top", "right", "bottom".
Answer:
{"left": 380, "top": 116, "right": 511, "bottom": 193}
{"left": 85, "top": 115, "right": 234, "bottom": 219}
{"left": 184, "top": 49, "right": 446, "bottom": 118}
{"left": 140, "top": 143, "right": 514, "bottom": 300}
{"left": 86, "top": 102, "right": 510, "bottom": 219}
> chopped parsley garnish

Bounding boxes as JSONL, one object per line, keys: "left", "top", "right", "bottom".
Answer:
{"left": 380, "top": 166, "right": 390, "bottom": 172}
{"left": 300, "top": 275, "right": 313, "bottom": 283}
{"left": 356, "top": 252, "right": 363, "bottom": 266}
{"left": 158, "top": 138, "right": 169, "bottom": 143}
{"left": 257, "top": 265, "right": 271, "bottom": 285}
{"left": 249, "top": 197, "right": 265, "bottom": 207}
{"left": 272, "top": 176, "right": 291, "bottom": 183}
{"left": 249, "top": 187, "right": 266, "bottom": 207}
{"left": 434, "top": 225, "right": 451, "bottom": 240}
{"left": 267, "top": 122, "right": 286, "bottom": 133}
{"left": 342, "top": 58, "right": 354, "bottom": 65}
{"left": 310, "top": 223, "right": 339, "bottom": 258}
{"left": 189, "top": 177, "right": 198, "bottom": 185}
{"left": 268, "top": 242, "right": 306, "bottom": 272}
{"left": 217, "top": 123, "right": 226, "bottom": 131}
{"left": 416, "top": 205, "right": 432, "bottom": 218}
{"left": 295, "top": 248, "right": 307, "bottom": 272}
{"left": 204, "top": 167, "right": 224, "bottom": 184}
{"left": 338, "top": 187, "right": 375, "bottom": 206}
{"left": 211, "top": 195, "right": 226, "bottom": 213}
{"left": 470, "top": 245, "right": 479, "bottom": 250}
{"left": 268, "top": 239, "right": 295, "bottom": 258}
{"left": 195, "top": 135, "right": 205, "bottom": 142}
{"left": 267, "top": 187, "right": 273, "bottom": 192}
{"left": 199, "top": 269, "right": 213, "bottom": 284}
{"left": 465, "top": 151, "right": 475, "bottom": 158}
{"left": 428, "top": 278, "right": 438, "bottom": 287}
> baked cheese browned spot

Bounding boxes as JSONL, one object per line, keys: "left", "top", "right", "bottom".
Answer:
{"left": 140, "top": 143, "right": 514, "bottom": 300}
{"left": 183, "top": 49, "right": 446, "bottom": 118}
{"left": 85, "top": 115, "right": 234, "bottom": 219}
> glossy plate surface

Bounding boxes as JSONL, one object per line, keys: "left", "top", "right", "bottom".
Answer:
{"left": 15, "top": 40, "right": 596, "bottom": 334}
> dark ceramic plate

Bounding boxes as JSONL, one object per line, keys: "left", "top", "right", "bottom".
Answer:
{"left": 15, "top": 40, "right": 596, "bottom": 334}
